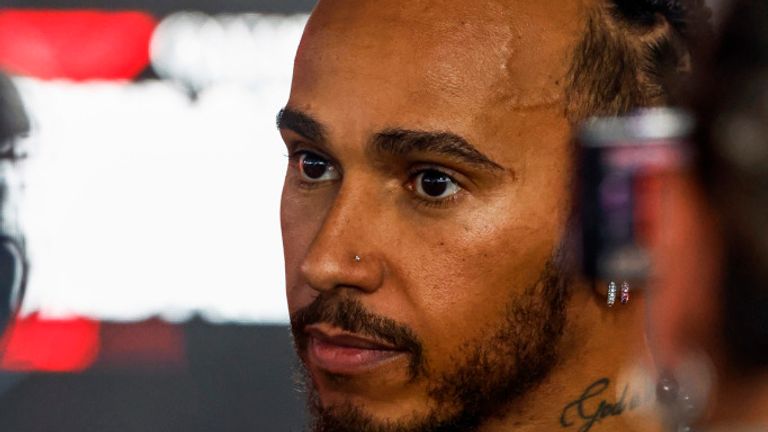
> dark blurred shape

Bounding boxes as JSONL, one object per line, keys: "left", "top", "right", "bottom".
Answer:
{"left": 0, "top": 240, "right": 24, "bottom": 341}
{"left": 0, "top": 321, "right": 306, "bottom": 432}
{"left": 693, "top": 0, "right": 768, "bottom": 369}
{"left": 0, "top": 73, "right": 28, "bottom": 340}
{"left": 1, "top": 0, "right": 317, "bottom": 16}
{"left": 0, "top": 74, "right": 28, "bottom": 152}
{"left": 579, "top": 109, "right": 693, "bottom": 283}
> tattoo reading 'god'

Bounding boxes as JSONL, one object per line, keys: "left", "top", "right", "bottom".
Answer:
{"left": 559, "top": 378, "right": 644, "bottom": 432}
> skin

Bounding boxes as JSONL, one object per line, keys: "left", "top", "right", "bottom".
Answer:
{"left": 280, "top": 1, "right": 661, "bottom": 430}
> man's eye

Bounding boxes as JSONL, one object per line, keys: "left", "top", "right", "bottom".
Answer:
{"left": 412, "top": 169, "right": 461, "bottom": 200}
{"left": 298, "top": 152, "right": 339, "bottom": 182}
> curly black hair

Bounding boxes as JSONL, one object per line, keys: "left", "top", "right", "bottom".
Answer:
{"left": 611, "top": 0, "right": 708, "bottom": 29}
{"left": 566, "top": 0, "right": 713, "bottom": 122}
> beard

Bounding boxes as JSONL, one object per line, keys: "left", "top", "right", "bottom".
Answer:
{"left": 290, "top": 253, "right": 570, "bottom": 432}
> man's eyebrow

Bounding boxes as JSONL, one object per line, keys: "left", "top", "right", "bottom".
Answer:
{"left": 276, "top": 108, "right": 326, "bottom": 144}
{"left": 372, "top": 129, "right": 504, "bottom": 171}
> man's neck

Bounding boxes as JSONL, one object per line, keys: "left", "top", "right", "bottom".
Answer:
{"left": 479, "top": 285, "right": 663, "bottom": 432}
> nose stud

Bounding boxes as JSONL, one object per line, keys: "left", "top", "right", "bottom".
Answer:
{"left": 354, "top": 255, "right": 361, "bottom": 263}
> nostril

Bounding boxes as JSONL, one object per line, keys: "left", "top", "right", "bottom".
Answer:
{"left": 300, "top": 253, "right": 342, "bottom": 293}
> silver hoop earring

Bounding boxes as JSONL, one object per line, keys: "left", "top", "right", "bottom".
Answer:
{"left": 621, "top": 281, "right": 631, "bottom": 305}
{"left": 607, "top": 282, "right": 617, "bottom": 307}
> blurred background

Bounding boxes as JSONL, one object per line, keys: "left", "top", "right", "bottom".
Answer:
{"left": 0, "top": 0, "right": 739, "bottom": 431}
{"left": 0, "top": 1, "right": 316, "bottom": 430}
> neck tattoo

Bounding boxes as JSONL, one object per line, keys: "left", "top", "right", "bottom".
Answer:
{"left": 559, "top": 377, "right": 649, "bottom": 432}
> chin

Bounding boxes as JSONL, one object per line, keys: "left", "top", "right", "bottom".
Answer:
{"left": 309, "top": 367, "right": 427, "bottom": 415}
{"left": 304, "top": 364, "right": 440, "bottom": 431}
{"left": 310, "top": 397, "right": 443, "bottom": 432}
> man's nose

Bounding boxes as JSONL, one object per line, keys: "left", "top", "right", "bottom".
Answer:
{"left": 299, "top": 186, "right": 386, "bottom": 294}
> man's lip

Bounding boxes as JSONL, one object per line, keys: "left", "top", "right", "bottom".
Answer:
{"left": 304, "top": 325, "right": 408, "bottom": 375}
{"left": 304, "top": 324, "right": 402, "bottom": 351}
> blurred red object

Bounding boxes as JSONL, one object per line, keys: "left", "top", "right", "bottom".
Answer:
{"left": 97, "top": 319, "right": 186, "bottom": 370}
{"left": 0, "top": 313, "right": 100, "bottom": 372}
{"left": 0, "top": 10, "right": 157, "bottom": 81}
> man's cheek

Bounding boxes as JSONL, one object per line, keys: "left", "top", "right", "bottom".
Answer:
{"left": 409, "top": 230, "right": 552, "bottom": 322}
{"left": 281, "top": 208, "right": 318, "bottom": 305}
{"left": 286, "top": 289, "right": 316, "bottom": 322}
{"left": 281, "top": 192, "right": 325, "bottom": 253}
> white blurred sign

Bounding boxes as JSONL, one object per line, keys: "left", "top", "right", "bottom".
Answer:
{"left": 13, "top": 14, "right": 308, "bottom": 324}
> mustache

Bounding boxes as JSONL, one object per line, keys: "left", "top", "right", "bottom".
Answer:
{"left": 290, "top": 294, "right": 424, "bottom": 376}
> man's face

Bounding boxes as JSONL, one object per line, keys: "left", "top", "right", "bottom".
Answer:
{"left": 280, "top": 1, "right": 590, "bottom": 430}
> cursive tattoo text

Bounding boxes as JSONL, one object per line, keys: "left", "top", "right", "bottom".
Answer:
{"left": 559, "top": 378, "right": 644, "bottom": 432}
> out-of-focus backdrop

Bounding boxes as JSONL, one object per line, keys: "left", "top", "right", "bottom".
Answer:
{"left": 0, "top": 0, "right": 732, "bottom": 431}
{"left": 0, "top": 1, "right": 315, "bottom": 431}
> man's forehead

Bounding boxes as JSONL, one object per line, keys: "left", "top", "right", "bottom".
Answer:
{"left": 307, "top": 0, "right": 592, "bottom": 35}
{"left": 294, "top": 0, "right": 595, "bottom": 111}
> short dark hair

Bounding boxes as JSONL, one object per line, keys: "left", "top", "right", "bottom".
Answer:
{"left": 566, "top": 0, "right": 712, "bottom": 122}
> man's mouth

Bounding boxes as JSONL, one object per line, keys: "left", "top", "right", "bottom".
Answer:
{"left": 305, "top": 324, "right": 408, "bottom": 375}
